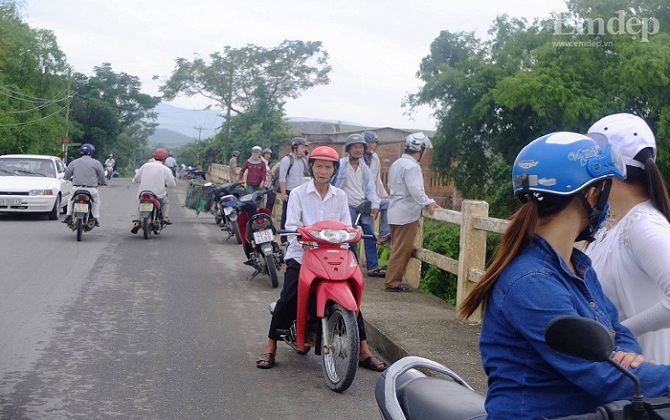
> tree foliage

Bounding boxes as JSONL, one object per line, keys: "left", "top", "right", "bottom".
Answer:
{"left": 0, "top": 0, "right": 70, "bottom": 155}
{"left": 69, "top": 63, "right": 159, "bottom": 162}
{"left": 409, "top": 2, "right": 670, "bottom": 218}
{"left": 160, "top": 40, "right": 331, "bottom": 155}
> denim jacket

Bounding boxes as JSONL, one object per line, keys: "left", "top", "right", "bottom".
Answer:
{"left": 481, "top": 235, "right": 670, "bottom": 419}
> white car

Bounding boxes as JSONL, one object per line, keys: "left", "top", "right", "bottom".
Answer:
{"left": 0, "top": 154, "right": 72, "bottom": 220}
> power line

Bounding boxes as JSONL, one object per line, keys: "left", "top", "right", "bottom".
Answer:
{"left": 0, "top": 105, "right": 68, "bottom": 127}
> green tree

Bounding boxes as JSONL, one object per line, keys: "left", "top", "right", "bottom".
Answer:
{"left": 408, "top": 4, "right": 670, "bottom": 217}
{"left": 69, "top": 63, "right": 159, "bottom": 160}
{"left": 0, "top": 0, "right": 70, "bottom": 155}
{"left": 160, "top": 40, "right": 331, "bottom": 151}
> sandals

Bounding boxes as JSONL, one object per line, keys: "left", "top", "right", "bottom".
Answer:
{"left": 256, "top": 352, "right": 275, "bottom": 369}
{"left": 367, "top": 267, "right": 386, "bottom": 277}
{"left": 359, "top": 355, "right": 387, "bottom": 372}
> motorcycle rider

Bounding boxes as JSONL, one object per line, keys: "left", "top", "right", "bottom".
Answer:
{"left": 458, "top": 132, "right": 670, "bottom": 419}
{"left": 104, "top": 154, "right": 115, "bottom": 178}
{"left": 164, "top": 151, "right": 178, "bottom": 178}
{"left": 62, "top": 143, "right": 106, "bottom": 226}
{"left": 131, "top": 148, "right": 177, "bottom": 234}
{"left": 256, "top": 146, "right": 387, "bottom": 372}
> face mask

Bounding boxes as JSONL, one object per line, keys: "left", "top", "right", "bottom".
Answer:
{"left": 595, "top": 201, "right": 610, "bottom": 232}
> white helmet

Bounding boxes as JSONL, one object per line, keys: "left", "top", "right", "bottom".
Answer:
{"left": 405, "top": 132, "right": 432, "bottom": 152}
{"left": 252, "top": 145, "right": 262, "bottom": 153}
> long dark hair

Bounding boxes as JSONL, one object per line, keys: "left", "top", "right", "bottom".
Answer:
{"left": 458, "top": 194, "right": 575, "bottom": 320}
{"left": 629, "top": 148, "right": 670, "bottom": 223}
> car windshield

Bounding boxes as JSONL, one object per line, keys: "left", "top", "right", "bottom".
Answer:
{"left": 0, "top": 157, "right": 56, "bottom": 178}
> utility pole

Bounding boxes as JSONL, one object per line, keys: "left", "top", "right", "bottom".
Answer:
{"left": 193, "top": 125, "right": 207, "bottom": 142}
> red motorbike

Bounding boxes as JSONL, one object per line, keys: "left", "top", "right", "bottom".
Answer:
{"left": 274, "top": 220, "right": 367, "bottom": 393}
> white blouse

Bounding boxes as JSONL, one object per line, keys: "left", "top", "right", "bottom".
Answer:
{"left": 587, "top": 200, "right": 670, "bottom": 364}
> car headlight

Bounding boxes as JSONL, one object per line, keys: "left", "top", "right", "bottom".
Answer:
{"left": 29, "top": 189, "right": 55, "bottom": 196}
{"left": 308, "top": 229, "right": 358, "bottom": 244}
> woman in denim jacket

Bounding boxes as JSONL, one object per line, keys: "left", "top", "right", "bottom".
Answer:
{"left": 459, "top": 132, "right": 670, "bottom": 419}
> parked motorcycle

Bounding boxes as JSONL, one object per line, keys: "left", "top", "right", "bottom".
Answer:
{"left": 181, "top": 166, "right": 206, "bottom": 181}
{"left": 209, "top": 181, "right": 245, "bottom": 243}
{"left": 273, "top": 219, "right": 371, "bottom": 393}
{"left": 137, "top": 190, "right": 166, "bottom": 240}
{"left": 236, "top": 188, "right": 283, "bottom": 288}
{"left": 66, "top": 189, "right": 96, "bottom": 242}
{"left": 375, "top": 316, "right": 670, "bottom": 420}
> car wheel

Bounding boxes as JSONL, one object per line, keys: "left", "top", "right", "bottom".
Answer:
{"left": 48, "top": 195, "right": 61, "bottom": 220}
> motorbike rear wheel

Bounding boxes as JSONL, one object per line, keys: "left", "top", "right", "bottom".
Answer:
{"left": 263, "top": 253, "right": 279, "bottom": 288}
{"left": 76, "top": 218, "right": 83, "bottom": 242}
{"left": 322, "top": 303, "right": 359, "bottom": 393}
{"left": 143, "top": 216, "right": 150, "bottom": 240}
{"left": 229, "top": 217, "right": 242, "bottom": 244}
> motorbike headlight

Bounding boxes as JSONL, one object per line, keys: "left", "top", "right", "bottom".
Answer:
{"left": 29, "top": 189, "right": 54, "bottom": 196}
{"left": 308, "top": 229, "right": 357, "bottom": 244}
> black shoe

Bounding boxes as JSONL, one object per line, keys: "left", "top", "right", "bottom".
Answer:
{"left": 94, "top": 218, "right": 100, "bottom": 227}
{"left": 243, "top": 259, "right": 255, "bottom": 267}
{"left": 61, "top": 215, "right": 72, "bottom": 224}
{"left": 385, "top": 283, "right": 411, "bottom": 292}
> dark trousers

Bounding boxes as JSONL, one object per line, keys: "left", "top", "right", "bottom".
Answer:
{"left": 268, "top": 259, "right": 367, "bottom": 341}
{"left": 264, "top": 190, "right": 276, "bottom": 213}
{"left": 280, "top": 190, "right": 291, "bottom": 243}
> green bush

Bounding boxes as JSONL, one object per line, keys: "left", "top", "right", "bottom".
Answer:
{"left": 417, "top": 219, "right": 501, "bottom": 306}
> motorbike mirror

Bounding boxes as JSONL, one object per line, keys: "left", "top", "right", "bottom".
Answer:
{"left": 356, "top": 200, "right": 372, "bottom": 216}
{"left": 544, "top": 315, "right": 614, "bottom": 362}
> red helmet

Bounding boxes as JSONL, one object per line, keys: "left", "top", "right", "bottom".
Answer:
{"left": 152, "top": 148, "right": 168, "bottom": 161}
{"left": 309, "top": 146, "right": 339, "bottom": 163}
{"left": 308, "top": 146, "right": 340, "bottom": 180}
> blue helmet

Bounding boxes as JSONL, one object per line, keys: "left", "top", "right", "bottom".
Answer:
{"left": 80, "top": 143, "right": 95, "bottom": 155}
{"left": 363, "top": 131, "right": 379, "bottom": 143}
{"left": 513, "top": 132, "right": 626, "bottom": 201}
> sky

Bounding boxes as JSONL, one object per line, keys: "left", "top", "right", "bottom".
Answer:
{"left": 22, "top": 0, "right": 569, "bottom": 134}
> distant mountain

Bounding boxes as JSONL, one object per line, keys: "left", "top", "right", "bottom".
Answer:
{"left": 148, "top": 128, "right": 198, "bottom": 147}
{"left": 154, "top": 102, "right": 224, "bottom": 139}
{"left": 149, "top": 102, "right": 369, "bottom": 147}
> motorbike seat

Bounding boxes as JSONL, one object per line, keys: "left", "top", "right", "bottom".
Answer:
{"left": 397, "top": 376, "right": 487, "bottom": 420}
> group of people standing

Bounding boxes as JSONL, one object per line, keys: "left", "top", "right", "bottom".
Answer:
{"left": 227, "top": 130, "right": 440, "bottom": 287}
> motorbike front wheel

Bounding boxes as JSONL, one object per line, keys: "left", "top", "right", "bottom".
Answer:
{"left": 76, "top": 218, "right": 83, "bottom": 242}
{"left": 263, "top": 253, "right": 279, "bottom": 288}
{"left": 322, "top": 303, "right": 360, "bottom": 393}
{"left": 143, "top": 216, "right": 150, "bottom": 240}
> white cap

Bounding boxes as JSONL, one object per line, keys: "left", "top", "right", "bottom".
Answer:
{"left": 252, "top": 146, "right": 262, "bottom": 153}
{"left": 587, "top": 113, "right": 656, "bottom": 169}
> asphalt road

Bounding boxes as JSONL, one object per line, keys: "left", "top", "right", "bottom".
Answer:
{"left": 0, "top": 178, "right": 381, "bottom": 419}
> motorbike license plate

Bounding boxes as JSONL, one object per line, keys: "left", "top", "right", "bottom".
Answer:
{"left": 139, "top": 202, "right": 153, "bottom": 212}
{"left": 253, "top": 230, "right": 274, "bottom": 244}
{"left": 0, "top": 198, "right": 20, "bottom": 205}
{"left": 223, "top": 206, "right": 234, "bottom": 215}
{"left": 73, "top": 203, "right": 89, "bottom": 213}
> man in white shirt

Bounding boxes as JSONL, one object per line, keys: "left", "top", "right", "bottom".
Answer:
{"left": 164, "top": 152, "right": 177, "bottom": 178}
{"left": 130, "top": 148, "right": 177, "bottom": 234}
{"left": 385, "top": 133, "right": 440, "bottom": 291}
{"left": 255, "top": 146, "right": 386, "bottom": 372}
